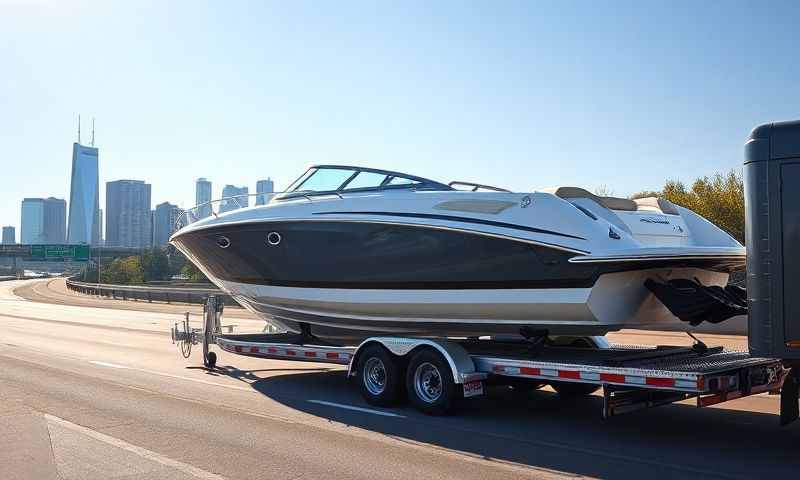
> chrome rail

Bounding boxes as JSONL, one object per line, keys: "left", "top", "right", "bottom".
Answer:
{"left": 175, "top": 192, "right": 279, "bottom": 230}
{"left": 173, "top": 189, "right": 347, "bottom": 231}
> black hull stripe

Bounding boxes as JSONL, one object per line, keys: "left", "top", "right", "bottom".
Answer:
{"left": 313, "top": 211, "right": 586, "bottom": 241}
{"left": 226, "top": 278, "right": 597, "bottom": 289}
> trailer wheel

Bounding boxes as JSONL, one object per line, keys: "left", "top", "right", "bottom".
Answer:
{"left": 357, "top": 345, "right": 403, "bottom": 407}
{"left": 406, "top": 349, "right": 460, "bottom": 415}
{"left": 205, "top": 351, "right": 217, "bottom": 369}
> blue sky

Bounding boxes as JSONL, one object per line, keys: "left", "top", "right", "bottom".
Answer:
{"left": 1, "top": 1, "right": 799, "bottom": 237}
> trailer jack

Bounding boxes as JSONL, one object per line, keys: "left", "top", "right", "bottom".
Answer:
{"left": 780, "top": 367, "right": 799, "bottom": 426}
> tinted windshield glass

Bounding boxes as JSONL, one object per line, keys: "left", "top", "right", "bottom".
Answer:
{"left": 386, "top": 176, "right": 420, "bottom": 186}
{"left": 294, "top": 168, "right": 354, "bottom": 192}
{"left": 344, "top": 171, "right": 387, "bottom": 190}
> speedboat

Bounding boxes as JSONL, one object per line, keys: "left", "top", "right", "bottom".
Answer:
{"left": 170, "top": 165, "right": 746, "bottom": 343}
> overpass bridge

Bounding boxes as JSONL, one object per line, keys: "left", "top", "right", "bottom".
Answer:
{"left": 0, "top": 244, "right": 151, "bottom": 276}
{"left": 0, "top": 244, "right": 150, "bottom": 260}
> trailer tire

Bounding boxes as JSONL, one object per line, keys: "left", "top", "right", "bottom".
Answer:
{"left": 357, "top": 345, "right": 403, "bottom": 407}
{"left": 406, "top": 348, "right": 461, "bottom": 415}
{"left": 205, "top": 351, "right": 217, "bottom": 369}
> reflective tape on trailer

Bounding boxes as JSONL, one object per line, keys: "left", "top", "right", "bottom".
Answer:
{"left": 216, "top": 339, "right": 353, "bottom": 364}
{"left": 487, "top": 362, "right": 702, "bottom": 392}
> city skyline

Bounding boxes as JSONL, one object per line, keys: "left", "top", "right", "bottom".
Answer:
{"left": 2, "top": 129, "right": 279, "bottom": 245}
{"left": 3, "top": 3, "right": 800, "bottom": 237}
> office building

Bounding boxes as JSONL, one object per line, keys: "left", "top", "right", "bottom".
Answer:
{"left": 255, "top": 178, "right": 275, "bottom": 205}
{"left": 153, "top": 202, "right": 181, "bottom": 246}
{"left": 196, "top": 178, "right": 212, "bottom": 219}
{"left": 43, "top": 197, "right": 67, "bottom": 243}
{"left": 67, "top": 143, "right": 101, "bottom": 245}
{"left": 105, "top": 180, "right": 152, "bottom": 248}
{"left": 220, "top": 184, "right": 248, "bottom": 213}
{"left": 21, "top": 198, "right": 44, "bottom": 244}
{"left": 2, "top": 226, "right": 15, "bottom": 244}
{"left": 20, "top": 197, "right": 66, "bottom": 244}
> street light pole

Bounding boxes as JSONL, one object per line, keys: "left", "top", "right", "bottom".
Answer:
{"left": 96, "top": 243, "right": 102, "bottom": 298}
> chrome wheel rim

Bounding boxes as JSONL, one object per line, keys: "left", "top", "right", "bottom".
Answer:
{"left": 363, "top": 357, "right": 387, "bottom": 396}
{"left": 413, "top": 362, "right": 443, "bottom": 403}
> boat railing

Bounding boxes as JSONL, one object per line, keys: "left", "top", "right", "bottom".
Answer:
{"left": 174, "top": 193, "right": 276, "bottom": 230}
{"left": 174, "top": 190, "right": 344, "bottom": 230}
{"left": 448, "top": 181, "right": 510, "bottom": 192}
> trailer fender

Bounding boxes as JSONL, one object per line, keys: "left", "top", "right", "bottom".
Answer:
{"left": 349, "top": 337, "right": 478, "bottom": 384}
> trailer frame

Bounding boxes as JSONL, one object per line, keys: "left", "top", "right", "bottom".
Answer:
{"left": 171, "top": 296, "right": 796, "bottom": 422}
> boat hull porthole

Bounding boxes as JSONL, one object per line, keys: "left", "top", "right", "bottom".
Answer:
{"left": 267, "top": 232, "right": 282, "bottom": 246}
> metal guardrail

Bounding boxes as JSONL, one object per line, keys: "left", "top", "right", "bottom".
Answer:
{"left": 66, "top": 278, "right": 236, "bottom": 305}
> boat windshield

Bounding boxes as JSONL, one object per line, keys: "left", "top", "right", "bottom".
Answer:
{"left": 281, "top": 165, "right": 452, "bottom": 198}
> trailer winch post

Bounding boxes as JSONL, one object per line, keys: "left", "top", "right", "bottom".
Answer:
{"left": 202, "top": 295, "right": 222, "bottom": 368}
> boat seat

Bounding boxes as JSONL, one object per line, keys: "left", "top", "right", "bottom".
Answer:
{"left": 551, "top": 187, "right": 636, "bottom": 211}
{"left": 552, "top": 187, "right": 679, "bottom": 215}
{"left": 633, "top": 197, "right": 680, "bottom": 215}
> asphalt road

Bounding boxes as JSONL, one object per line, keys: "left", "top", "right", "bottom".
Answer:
{"left": 1, "top": 279, "right": 797, "bottom": 479}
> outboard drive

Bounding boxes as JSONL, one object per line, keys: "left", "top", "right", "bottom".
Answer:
{"left": 745, "top": 120, "right": 800, "bottom": 425}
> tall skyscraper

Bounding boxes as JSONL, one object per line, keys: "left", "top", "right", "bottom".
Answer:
{"left": 1, "top": 226, "right": 16, "bottom": 244}
{"left": 153, "top": 202, "right": 181, "bottom": 246}
{"left": 195, "top": 178, "right": 212, "bottom": 219}
{"left": 20, "top": 198, "right": 64, "bottom": 244}
{"left": 220, "top": 185, "right": 248, "bottom": 213}
{"left": 105, "top": 180, "right": 152, "bottom": 248}
{"left": 21, "top": 198, "right": 45, "bottom": 244}
{"left": 255, "top": 178, "right": 275, "bottom": 206}
{"left": 43, "top": 197, "right": 67, "bottom": 243}
{"left": 67, "top": 143, "right": 100, "bottom": 245}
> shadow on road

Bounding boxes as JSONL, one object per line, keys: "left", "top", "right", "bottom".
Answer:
{"left": 207, "top": 366, "right": 800, "bottom": 479}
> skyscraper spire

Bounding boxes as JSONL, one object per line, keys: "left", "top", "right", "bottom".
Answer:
{"left": 78, "top": 114, "right": 81, "bottom": 143}
{"left": 91, "top": 117, "right": 95, "bottom": 146}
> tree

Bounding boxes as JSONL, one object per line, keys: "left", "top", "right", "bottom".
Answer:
{"left": 180, "top": 261, "right": 208, "bottom": 282}
{"left": 660, "top": 170, "right": 744, "bottom": 244}
{"left": 140, "top": 248, "right": 170, "bottom": 282}
{"left": 100, "top": 256, "right": 145, "bottom": 284}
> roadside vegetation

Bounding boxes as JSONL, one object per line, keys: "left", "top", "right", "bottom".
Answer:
{"left": 80, "top": 248, "right": 208, "bottom": 285}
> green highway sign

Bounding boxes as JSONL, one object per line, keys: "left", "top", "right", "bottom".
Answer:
{"left": 30, "top": 244, "right": 90, "bottom": 262}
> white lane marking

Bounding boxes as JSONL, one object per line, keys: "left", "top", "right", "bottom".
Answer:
{"left": 90, "top": 361, "right": 129, "bottom": 369}
{"left": 308, "top": 399, "right": 406, "bottom": 418}
{"left": 89, "top": 361, "right": 254, "bottom": 392}
{"left": 44, "top": 413, "right": 228, "bottom": 480}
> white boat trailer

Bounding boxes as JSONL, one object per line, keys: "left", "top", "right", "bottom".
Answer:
{"left": 172, "top": 296, "right": 795, "bottom": 420}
